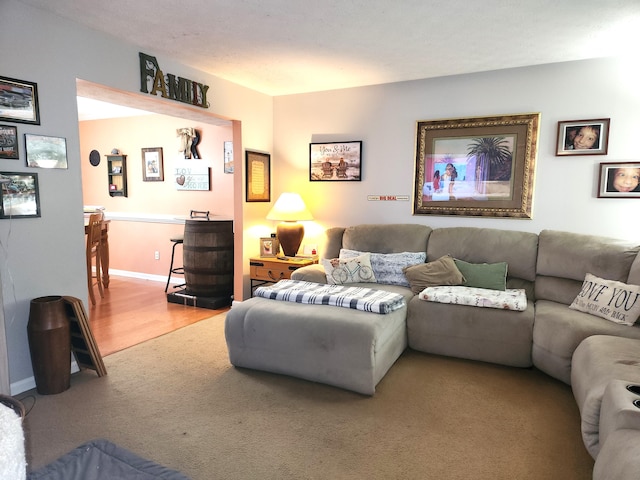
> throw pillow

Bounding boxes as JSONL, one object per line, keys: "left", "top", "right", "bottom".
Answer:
{"left": 453, "top": 259, "right": 508, "bottom": 291}
{"left": 569, "top": 273, "right": 640, "bottom": 326}
{"left": 403, "top": 255, "right": 466, "bottom": 295}
{"left": 322, "top": 253, "right": 377, "bottom": 285}
{"left": 340, "top": 249, "right": 426, "bottom": 287}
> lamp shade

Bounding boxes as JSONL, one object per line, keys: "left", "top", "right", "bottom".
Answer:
{"left": 266, "top": 193, "right": 313, "bottom": 222}
{"left": 266, "top": 193, "right": 313, "bottom": 257}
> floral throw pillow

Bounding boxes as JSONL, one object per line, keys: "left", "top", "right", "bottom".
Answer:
{"left": 340, "top": 249, "right": 426, "bottom": 287}
{"left": 322, "top": 253, "right": 377, "bottom": 285}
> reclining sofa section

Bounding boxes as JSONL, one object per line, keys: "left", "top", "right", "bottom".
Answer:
{"left": 225, "top": 224, "right": 431, "bottom": 395}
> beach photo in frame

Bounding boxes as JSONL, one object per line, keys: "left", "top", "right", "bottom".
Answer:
{"left": 309, "top": 141, "right": 362, "bottom": 181}
{"left": 0, "top": 76, "right": 40, "bottom": 125}
{"left": 0, "top": 125, "right": 19, "bottom": 159}
{"left": 0, "top": 171, "right": 40, "bottom": 219}
{"left": 141, "top": 147, "right": 164, "bottom": 181}
{"left": 260, "top": 237, "right": 279, "bottom": 257}
{"left": 25, "top": 133, "right": 68, "bottom": 169}
{"left": 597, "top": 162, "right": 640, "bottom": 198}
{"left": 556, "top": 118, "right": 609, "bottom": 156}
{"left": 246, "top": 150, "right": 270, "bottom": 202}
{"left": 414, "top": 113, "right": 540, "bottom": 218}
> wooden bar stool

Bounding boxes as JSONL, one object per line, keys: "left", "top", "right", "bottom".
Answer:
{"left": 164, "top": 234, "right": 185, "bottom": 292}
{"left": 86, "top": 213, "right": 104, "bottom": 305}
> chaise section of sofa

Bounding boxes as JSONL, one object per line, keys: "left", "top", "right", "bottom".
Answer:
{"left": 532, "top": 230, "right": 640, "bottom": 384}
{"left": 406, "top": 227, "right": 538, "bottom": 367}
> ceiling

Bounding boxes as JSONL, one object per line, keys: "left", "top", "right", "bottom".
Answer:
{"left": 18, "top": 0, "right": 640, "bottom": 117}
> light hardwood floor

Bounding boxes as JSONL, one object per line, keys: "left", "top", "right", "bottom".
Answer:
{"left": 88, "top": 276, "right": 229, "bottom": 356}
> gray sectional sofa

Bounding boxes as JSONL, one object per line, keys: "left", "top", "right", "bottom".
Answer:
{"left": 225, "top": 223, "right": 640, "bottom": 478}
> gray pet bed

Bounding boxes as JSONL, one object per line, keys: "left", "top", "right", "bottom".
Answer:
{"left": 27, "top": 439, "right": 190, "bottom": 480}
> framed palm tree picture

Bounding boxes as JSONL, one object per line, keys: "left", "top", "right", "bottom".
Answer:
{"left": 413, "top": 113, "right": 540, "bottom": 218}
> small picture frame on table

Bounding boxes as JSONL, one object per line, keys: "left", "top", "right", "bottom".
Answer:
{"left": 597, "top": 162, "right": 640, "bottom": 198}
{"left": 260, "top": 237, "right": 279, "bottom": 257}
{"left": 556, "top": 118, "right": 610, "bottom": 156}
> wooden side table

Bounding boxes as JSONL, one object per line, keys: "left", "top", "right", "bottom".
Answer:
{"left": 249, "top": 256, "right": 317, "bottom": 296}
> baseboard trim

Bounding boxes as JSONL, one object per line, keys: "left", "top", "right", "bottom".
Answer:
{"left": 12, "top": 360, "right": 80, "bottom": 396}
{"left": 108, "top": 269, "right": 170, "bottom": 284}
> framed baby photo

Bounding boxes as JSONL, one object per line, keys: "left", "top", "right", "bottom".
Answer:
{"left": 556, "top": 118, "right": 610, "bottom": 156}
{"left": 259, "top": 237, "right": 279, "bottom": 257}
{"left": 597, "top": 162, "right": 640, "bottom": 198}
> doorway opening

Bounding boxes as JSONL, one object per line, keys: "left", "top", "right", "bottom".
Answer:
{"left": 76, "top": 79, "right": 242, "bottom": 355}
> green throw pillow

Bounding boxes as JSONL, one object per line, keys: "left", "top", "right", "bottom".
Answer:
{"left": 453, "top": 259, "right": 508, "bottom": 291}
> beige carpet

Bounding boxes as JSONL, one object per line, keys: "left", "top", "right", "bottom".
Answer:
{"left": 21, "top": 313, "right": 594, "bottom": 479}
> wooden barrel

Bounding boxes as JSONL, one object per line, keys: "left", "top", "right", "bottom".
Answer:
{"left": 183, "top": 219, "right": 234, "bottom": 297}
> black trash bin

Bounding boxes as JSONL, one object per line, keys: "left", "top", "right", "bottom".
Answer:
{"left": 27, "top": 296, "right": 71, "bottom": 395}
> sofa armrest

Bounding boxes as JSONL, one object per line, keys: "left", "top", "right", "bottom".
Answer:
{"left": 291, "top": 264, "right": 327, "bottom": 283}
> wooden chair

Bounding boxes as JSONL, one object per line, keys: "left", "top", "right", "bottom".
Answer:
{"left": 86, "top": 213, "right": 104, "bottom": 305}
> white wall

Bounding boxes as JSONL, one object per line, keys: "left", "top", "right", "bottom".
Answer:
{"left": 273, "top": 57, "right": 640, "bottom": 248}
{"left": 1, "top": 0, "right": 273, "bottom": 392}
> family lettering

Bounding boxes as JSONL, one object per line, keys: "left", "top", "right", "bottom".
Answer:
{"left": 139, "top": 52, "right": 210, "bottom": 109}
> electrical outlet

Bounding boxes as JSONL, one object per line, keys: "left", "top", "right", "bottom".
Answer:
{"left": 154, "top": 251, "right": 160, "bottom": 260}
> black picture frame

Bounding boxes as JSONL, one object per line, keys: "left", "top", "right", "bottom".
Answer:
{"left": 245, "top": 150, "right": 270, "bottom": 202}
{"left": 25, "top": 133, "right": 68, "bottom": 169}
{"left": 597, "top": 162, "right": 640, "bottom": 198}
{"left": 309, "top": 141, "right": 362, "bottom": 181}
{"left": 556, "top": 118, "right": 610, "bottom": 156}
{"left": 0, "top": 124, "right": 19, "bottom": 159}
{"left": 0, "top": 76, "right": 40, "bottom": 125}
{"left": 0, "top": 171, "right": 41, "bottom": 218}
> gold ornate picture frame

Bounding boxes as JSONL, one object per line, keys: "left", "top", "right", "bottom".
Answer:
{"left": 413, "top": 113, "right": 540, "bottom": 218}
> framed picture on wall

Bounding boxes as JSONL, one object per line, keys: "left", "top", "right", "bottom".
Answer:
{"left": 25, "top": 134, "right": 68, "bottom": 169}
{"left": 0, "top": 76, "right": 40, "bottom": 125}
{"left": 141, "top": 147, "right": 164, "bottom": 181}
{"left": 0, "top": 171, "right": 40, "bottom": 219}
{"left": 245, "top": 150, "right": 270, "bottom": 202}
{"left": 0, "top": 125, "right": 19, "bottom": 159}
{"left": 413, "top": 113, "right": 540, "bottom": 218}
{"left": 224, "top": 141, "right": 234, "bottom": 173}
{"left": 597, "top": 162, "right": 640, "bottom": 198}
{"left": 309, "top": 141, "right": 362, "bottom": 181}
{"left": 556, "top": 118, "right": 610, "bottom": 156}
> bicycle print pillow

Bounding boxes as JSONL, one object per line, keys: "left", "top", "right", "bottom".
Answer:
{"left": 322, "top": 253, "right": 377, "bottom": 285}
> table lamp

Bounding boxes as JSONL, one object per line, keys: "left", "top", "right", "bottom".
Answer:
{"left": 266, "top": 192, "right": 313, "bottom": 257}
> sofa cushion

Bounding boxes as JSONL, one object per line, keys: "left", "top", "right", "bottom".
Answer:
{"left": 426, "top": 227, "right": 538, "bottom": 282}
{"left": 402, "top": 254, "right": 465, "bottom": 294}
{"left": 322, "top": 253, "right": 376, "bottom": 285}
{"left": 569, "top": 273, "right": 640, "bottom": 326}
{"left": 340, "top": 224, "right": 432, "bottom": 255}
{"left": 453, "top": 259, "right": 508, "bottom": 291}
{"left": 536, "top": 230, "right": 640, "bottom": 305}
{"left": 340, "top": 249, "right": 426, "bottom": 287}
{"left": 532, "top": 300, "right": 640, "bottom": 384}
